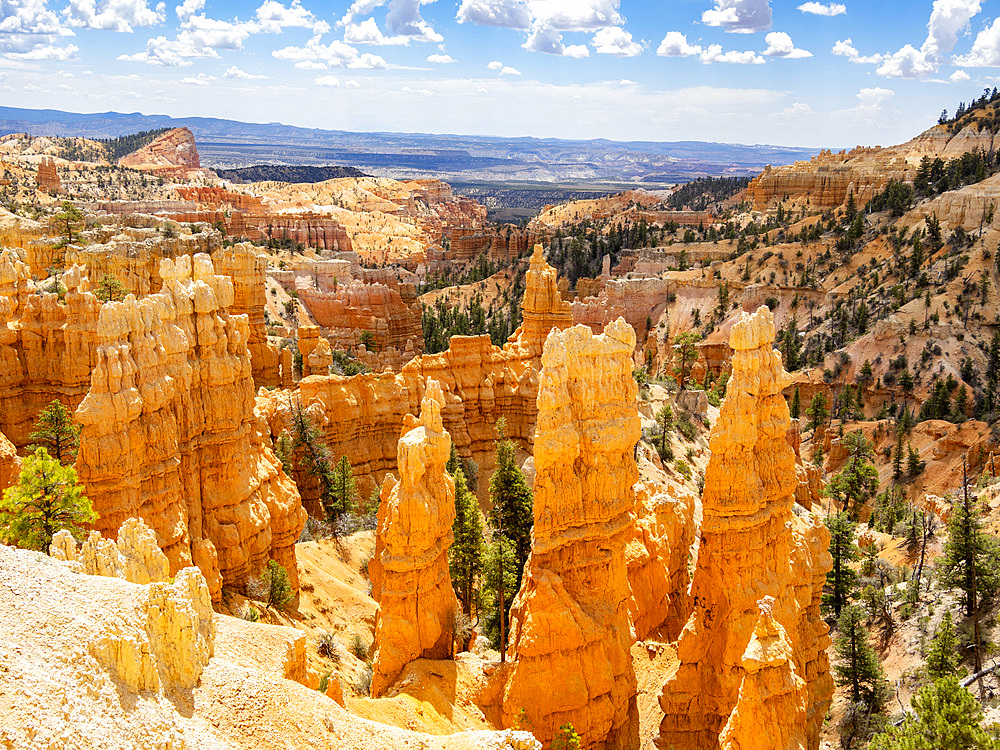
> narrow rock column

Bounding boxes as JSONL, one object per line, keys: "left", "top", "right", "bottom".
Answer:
{"left": 371, "top": 380, "right": 458, "bottom": 697}
{"left": 501, "top": 318, "right": 641, "bottom": 750}
{"left": 656, "top": 306, "right": 832, "bottom": 750}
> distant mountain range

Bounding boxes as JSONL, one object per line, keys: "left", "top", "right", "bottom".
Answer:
{"left": 0, "top": 105, "right": 826, "bottom": 187}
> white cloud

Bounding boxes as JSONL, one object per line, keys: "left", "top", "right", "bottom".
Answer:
{"left": 63, "top": 0, "right": 166, "bottom": 33}
{"left": 273, "top": 37, "right": 388, "bottom": 69}
{"left": 796, "top": 1, "right": 845, "bottom": 16}
{"left": 831, "top": 38, "right": 881, "bottom": 64}
{"left": 401, "top": 85, "right": 433, "bottom": 95}
{"left": 386, "top": 0, "right": 444, "bottom": 43}
{"left": 955, "top": 15, "right": 1000, "bottom": 66}
{"left": 763, "top": 31, "right": 812, "bottom": 58}
{"left": 427, "top": 52, "right": 456, "bottom": 62}
{"left": 343, "top": 17, "right": 409, "bottom": 45}
{"left": 294, "top": 59, "right": 327, "bottom": 69}
{"left": 346, "top": 79, "right": 361, "bottom": 87}
{"left": 7, "top": 43, "right": 79, "bottom": 60}
{"left": 655, "top": 32, "right": 762, "bottom": 64}
{"left": 487, "top": 59, "right": 503, "bottom": 69}
{"left": 699, "top": 43, "right": 764, "bottom": 64}
{"left": 500, "top": 65, "right": 521, "bottom": 75}
{"left": 657, "top": 31, "right": 702, "bottom": 57}
{"left": 856, "top": 86, "right": 894, "bottom": 107}
{"left": 339, "top": 0, "right": 387, "bottom": 27}
{"left": 255, "top": 0, "right": 326, "bottom": 34}
{"left": 950, "top": 68, "right": 970, "bottom": 81}
{"left": 592, "top": 26, "right": 642, "bottom": 57}
{"left": 223, "top": 65, "right": 266, "bottom": 79}
{"left": 702, "top": 0, "right": 772, "bottom": 33}
{"left": 456, "top": 0, "right": 532, "bottom": 28}
{"left": 315, "top": 74, "right": 340, "bottom": 86}
{"left": 563, "top": 44, "right": 589, "bottom": 58}
{"left": 181, "top": 72, "right": 215, "bottom": 85}
{"left": 459, "top": 0, "right": 623, "bottom": 56}
{"left": 864, "top": 0, "right": 982, "bottom": 78}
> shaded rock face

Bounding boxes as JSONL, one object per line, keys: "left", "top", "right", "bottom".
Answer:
{"left": 74, "top": 253, "right": 305, "bottom": 596}
{"left": 371, "top": 380, "right": 458, "bottom": 697}
{"left": 500, "top": 318, "right": 641, "bottom": 750}
{"left": 656, "top": 306, "right": 833, "bottom": 750}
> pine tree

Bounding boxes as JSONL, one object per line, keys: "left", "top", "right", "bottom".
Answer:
{"left": 488, "top": 422, "right": 533, "bottom": 586}
{"left": 807, "top": 392, "right": 829, "bottom": 432}
{"left": 656, "top": 403, "right": 674, "bottom": 457}
{"left": 925, "top": 610, "right": 961, "bottom": 679}
{"left": 790, "top": 386, "right": 801, "bottom": 421}
{"left": 869, "top": 677, "right": 997, "bottom": 750}
{"left": 825, "top": 431, "right": 879, "bottom": 519}
{"left": 825, "top": 512, "right": 860, "bottom": 616}
{"left": 449, "top": 465, "right": 485, "bottom": 617}
{"left": 892, "top": 432, "right": 904, "bottom": 481}
{"left": 907, "top": 443, "right": 924, "bottom": 476}
{"left": 672, "top": 331, "right": 701, "bottom": 390}
{"left": 28, "top": 399, "right": 80, "bottom": 465}
{"left": 329, "top": 455, "right": 356, "bottom": 519}
{"left": 900, "top": 369, "right": 915, "bottom": 419}
{"left": 834, "top": 604, "right": 887, "bottom": 710}
{"left": 782, "top": 314, "right": 800, "bottom": 371}
{"left": 481, "top": 534, "right": 517, "bottom": 654}
{"left": 0, "top": 447, "right": 96, "bottom": 551}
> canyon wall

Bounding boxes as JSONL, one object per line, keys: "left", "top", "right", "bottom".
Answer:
{"left": 500, "top": 318, "right": 640, "bottom": 749}
{"left": 656, "top": 306, "right": 833, "bottom": 749}
{"left": 74, "top": 253, "right": 305, "bottom": 598}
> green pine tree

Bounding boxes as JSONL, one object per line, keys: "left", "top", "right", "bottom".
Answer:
{"left": 824, "top": 512, "right": 860, "bottom": 616}
{"left": 28, "top": 399, "right": 80, "bottom": 465}
{"left": 0, "top": 447, "right": 96, "bottom": 551}
{"left": 834, "top": 604, "right": 887, "bottom": 710}
{"left": 939, "top": 482, "right": 1000, "bottom": 617}
{"left": 925, "top": 610, "right": 961, "bottom": 680}
{"left": 825, "top": 430, "right": 879, "bottom": 519}
{"left": 656, "top": 403, "right": 674, "bottom": 457}
{"left": 329, "top": 455, "right": 356, "bottom": 519}
{"left": 869, "top": 677, "right": 998, "bottom": 750}
{"left": 449, "top": 465, "right": 485, "bottom": 617}
{"left": 488, "top": 421, "right": 533, "bottom": 587}
{"left": 807, "top": 392, "right": 829, "bottom": 432}
{"left": 790, "top": 386, "right": 801, "bottom": 421}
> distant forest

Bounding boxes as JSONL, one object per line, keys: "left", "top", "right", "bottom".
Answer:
{"left": 214, "top": 164, "right": 369, "bottom": 183}
{"left": 668, "top": 176, "right": 751, "bottom": 211}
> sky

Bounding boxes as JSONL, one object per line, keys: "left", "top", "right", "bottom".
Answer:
{"left": 2, "top": 0, "right": 1000, "bottom": 148}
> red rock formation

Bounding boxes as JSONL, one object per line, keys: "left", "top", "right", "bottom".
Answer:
{"left": 36, "top": 157, "right": 61, "bottom": 195}
{"left": 74, "top": 254, "right": 306, "bottom": 596}
{"left": 517, "top": 244, "right": 572, "bottom": 357}
{"left": 0, "top": 429, "right": 20, "bottom": 494}
{"left": 119, "top": 128, "right": 201, "bottom": 175}
{"left": 499, "top": 318, "right": 640, "bottom": 749}
{"left": 656, "top": 306, "right": 833, "bottom": 749}
{"left": 371, "top": 380, "right": 458, "bottom": 696}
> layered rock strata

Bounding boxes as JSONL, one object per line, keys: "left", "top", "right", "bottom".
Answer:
{"left": 500, "top": 318, "right": 640, "bottom": 749}
{"left": 371, "top": 381, "right": 458, "bottom": 697}
{"left": 656, "top": 306, "right": 833, "bottom": 749}
{"left": 74, "top": 253, "right": 305, "bottom": 596}
{"left": 519, "top": 244, "right": 572, "bottom": 357}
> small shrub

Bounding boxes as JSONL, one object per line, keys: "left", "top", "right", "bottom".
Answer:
{"left": 356, "top": 664, "right": 373, "bottom": 695}
{"left": 317, "top": 631, "right": 340, "bottom": 662}
{"left": 246, "top": 559, "right": 294, "bottom": 611}
{"left": 240, "top": 603, "right": 260, "bottom": 622}
{"left": 349, "top": 633, "right": 369, "bottom": 661}
{"left": 318, "top": 670, "right": 332, "bottom": 693}
{"left": 552, "top": 723, "right": 581, "bottom": 750}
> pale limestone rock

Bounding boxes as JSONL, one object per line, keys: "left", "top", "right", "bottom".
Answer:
{"left": 500, "top": 318, "right": 640, "bottom": 750}
{"left": 656, "top": 306, "right": 833, "bottom": 750}
{"left": 371, "top": 380, "right": 458, "bottom": 697}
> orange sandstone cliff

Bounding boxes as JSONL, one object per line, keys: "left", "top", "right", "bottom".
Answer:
{"left": 656, "top": 306, "right": 833, "bottom": 749}
{"left": 499, "top": 318, "right": 641, "bottom": 749}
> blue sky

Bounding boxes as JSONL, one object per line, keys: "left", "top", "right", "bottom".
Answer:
{"left": 1, "top": 0, "right": 999, "bottom": 147}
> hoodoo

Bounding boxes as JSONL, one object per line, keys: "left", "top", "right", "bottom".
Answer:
{"left": 370, "top": 379, "right": 459, "bottom": 697}
{"left": 656, "top": 306, "right": 833, "bottom": 750}
{"left": 500, "top": 318, "right": 641, "bottom": 750}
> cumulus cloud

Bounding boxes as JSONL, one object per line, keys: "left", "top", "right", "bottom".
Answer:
{"left": 487, "top": 59, "right": 503, "bottom": 69}
{"left": 655, "top": 31, "right": 763, "bottom": 64}
{"left": 955, "top": 15, "right": 1000, "bottom": 66}
{"left": 459, "top": 0, "right": 624, "bottom": 56}
{"left": 592, "top": 26, "right": 642, "bottom": 56}
{"left": 223, "top": 65, "right": 266, "bottom": 79}
{"left": 273, "top": 37, "right": 388, "bottom": 68}
{"left": 7, "top": 43, "right": 79, "bottom": 60}
{"left": 427, "top": 52, "right": 456, "bottom": 62}
{"left": 797, "top": 1, "right": 845, "bottom": 16}
{"left": 343, "top": 17, "right": 409, "bottom": 45}
{"left": 338, "top": 0, "right": 443, "bottom": 45}
{"left": 950, "top": 68, "right": 970, "bottom": 81}
{"left": 831, "top": 38, "right": 881, "bottom": 64}
{"left": 315, "top": 74, "right": 340, "bottom": 86}
{"left": 846, "top": 0, "right": 982, "bottom": 79}
{"left": 657, "top": 31, "right": 702, "bottom": 57}
{"left": 500, "top": 65, "right": 521, "bottom": 75}
{"left": 0, "top": 0, "right": 79, "bottom": 60}
{"left": 763, "top": 31, "right": 812, "bottom": 58}
{"left": 702, "top": 0, "right": 772, "bottom": 34}
{"left": 63, "top": 0, "right": 166, "bottom": 33}
{"left": 120, "top": 0, "right": 330, "bottom": 66}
